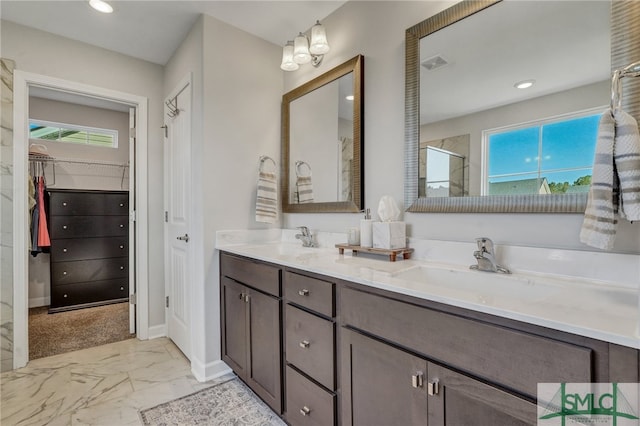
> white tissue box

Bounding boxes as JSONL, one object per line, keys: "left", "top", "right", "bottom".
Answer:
{"left": 372, "top": 221, "right": 406, "bottom": 249}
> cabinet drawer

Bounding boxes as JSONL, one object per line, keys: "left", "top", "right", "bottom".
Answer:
{"left": 50, "top": 237, "right": 128, "bottom": 262}
{"left": 50, "top": 279, "right": 128, "bottom": 309}
{"left": 220, "top": 253, "right": 280, "bottom": 296}
{"left": 286, "top": 365, "right": 335, "bottom": 426}
{"left": 285, "top": 271, "right": 334, "bottom": 318}
{"left": 286, "top": 304, "right": 335, "bottom": 390}
{"left": 48, "top": 191, "right": 129, "bottom": 216}
{"left": 341, "top": 286, "right": 593, "bottom": 399}
{"left": 52, "top": 258, "right": 128, "bottom": 284}
{"left": 50, "top": 216, "right": 128, "bottom": 239}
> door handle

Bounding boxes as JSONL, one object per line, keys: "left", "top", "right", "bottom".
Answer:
{"left": 176, "top": 234, "right": 189, "bottom": 243}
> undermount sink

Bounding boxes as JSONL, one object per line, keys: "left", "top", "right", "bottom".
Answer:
{"left": 390, "top": 264, "right": 563, "bottom": 305}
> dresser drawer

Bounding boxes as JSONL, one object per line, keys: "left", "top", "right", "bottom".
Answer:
{"left": 286, "top": 304, "right": 335, "bottom": 390}
{"left": 341, "top": 286, "right": 593, "bottom": 399}
{"left": 49, "top": 216, "right": 128, "bottom": 239}
{"left": 49, "top": 190, "right": 129, "bottom": 216}
{"left": 286, "top": 365, "right": 335, "bottom": 426}
{"left": 220, "top": 253, "right": 280, "bottom": 297}
{"left": 285, "top": 271, "right": 334, "bottom": 318}
{"left": 50, "top": 279, "right": 128, "bottom": 309}
{"left": 50, "top": 237, "right": 128, "bottom": 262}
{"left": 51, "top": 257, "right": 128, "bottom": 284}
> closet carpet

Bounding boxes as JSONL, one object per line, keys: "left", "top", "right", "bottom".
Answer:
{"left": 29, "top": 302, "right": 134, "bottom": 360}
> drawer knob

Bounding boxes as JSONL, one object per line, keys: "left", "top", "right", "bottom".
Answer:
{"left": 63, "top": 294, "right": 68, "bottom": 298}
{"left": 120, "top": 203, "right": 124, "bottom": 207}
{"left": 120, "top": 266, "right": 125, "bottom": 270}
{"left": 63, "top": 248, "right": 68, "bottom": 253}
{"left": 62, "top": 202, "right": 67, "bottom": 206}
{"left": 120, "top": 286, "right": 124, "bottom": 291}
{"left": 120, "top": 224, "right": 124, "bottom": 228}
{"left": 63, "top": 271, "right": 67, "bottom": 275}
{"left": 300, "top": 406, "right": 311, "bottom": 416}
{"left": 120, "top": 245, "right": 124, "bottom": 249}
{"left": 63, "top": 225, "right": 68, "bottom": 230}
{"left": 298, "top": 289, "right": 310, "bottom": 297}
{"left": 299, "top": 340, "right": 310, "bottom": 349}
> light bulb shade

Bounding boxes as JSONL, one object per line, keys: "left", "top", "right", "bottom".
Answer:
{"left": 309, "top": 21, "right": 330, "bottom": 55}
{"left": 293, "top": 33, "right": 311, "bottom": 64}
{"left": 280, "top": 41, "right": 299, "bottom": 71}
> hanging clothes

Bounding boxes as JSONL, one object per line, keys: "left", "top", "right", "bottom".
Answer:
{"left": 30, "top": 177, "right": 41, "bottom": 256}
{"left": 37, "top": 176, "right": 51, "bottom": 248}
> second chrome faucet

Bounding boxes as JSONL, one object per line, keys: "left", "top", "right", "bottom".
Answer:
{"left": 470, "top": 237, "right": 510, "bottom": 274}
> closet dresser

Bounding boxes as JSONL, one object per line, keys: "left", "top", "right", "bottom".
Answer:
{"left": 48, "top": 189, "right": 130, "bottom": 312}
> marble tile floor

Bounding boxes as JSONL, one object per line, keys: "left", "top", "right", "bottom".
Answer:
{"left": 0, "top": 337, "right": 233, "bottom": 425}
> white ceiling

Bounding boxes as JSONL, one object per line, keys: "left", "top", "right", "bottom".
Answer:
{"left": 1, "top": 0, "right": 347, "bottom": 65}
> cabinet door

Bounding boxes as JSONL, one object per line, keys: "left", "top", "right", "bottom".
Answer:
{"left": 427, "top": 363, "right": 537, "bottom": 426}
{"left": 342, "top": 329, "right": 428, "bottom": 426}
{"left": 247, "top": 288, "right": 282, "bottom": 414}
{"left": 221, "top": 277, "right": 248, "bottom": 377}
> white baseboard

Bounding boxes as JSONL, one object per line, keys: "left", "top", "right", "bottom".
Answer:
{"left": 191, "top": 357, "right": 232, "bottom": 383}
{"left": 147, "top": 324, "right": 167, "bottom": 339}
{"left": 29, "top": 297, "right": 50, "bottom": 308}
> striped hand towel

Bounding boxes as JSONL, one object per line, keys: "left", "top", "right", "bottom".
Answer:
{"left": 613, "top": 109, "right": 640, "bottom": 221}
{"left": 580, "top": 108, "right": 640, "bottom": 249}
{"left": 256, "top": 171, "right": 278, "bottom": 224}
{"left": 296, "top": 175, "right": 314, "bottom": 203}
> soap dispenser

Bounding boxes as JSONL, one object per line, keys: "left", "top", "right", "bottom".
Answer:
{"left": 360, "top": 208, "right": 373, "bottom": 248}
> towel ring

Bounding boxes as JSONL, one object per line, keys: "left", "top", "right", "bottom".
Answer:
{"left": 295, "top": 161, "right": 312, "bottom": 177}
{"left": 259, "top": 155, "right": 277, "bottom": 173}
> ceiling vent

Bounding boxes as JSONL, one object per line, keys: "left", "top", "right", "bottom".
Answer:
{"left": 421, "top": 55, "right": 449, "bottom": 71}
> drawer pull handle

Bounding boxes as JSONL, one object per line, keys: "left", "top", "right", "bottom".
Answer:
{"left": 299, "top": 340, "right": 310, "bottom": 349}
{"left": 63, "top": 248, "right": 68, "bottom": 253}
{"left": 300, "top": 406, "right": 311, "bottom": 416}
{"left": 298, "top": 289, "right": 309, "bottom": 296}
{"left": 411, "top": 372, "right": 424, "bottom": 388}
{"left": 428, "top": 380, "right": 440, "bottom": 396}
{"left": 238, "top": 293, "right": 249, "bottom": 303}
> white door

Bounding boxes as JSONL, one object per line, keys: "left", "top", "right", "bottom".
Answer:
{"left": 164, "top": 77, "right": 192, "bottom": 359}
{"left": 128, "top": 107, "right": 136, "bottom": 334}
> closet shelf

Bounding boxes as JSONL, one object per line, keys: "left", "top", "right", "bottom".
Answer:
{"left": 28, "top": 154, "right": 130, "bottom": 189}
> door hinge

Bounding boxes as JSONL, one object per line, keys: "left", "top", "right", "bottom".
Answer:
{"left": 130, "top": 210, "right": 137, "bottom": 222}
{"left": 129, "top": 293, "right": 137, "bottom": 304}
{"left": 166, "top": 296, "right": 169, "bottom": 308}
{"left": 165, "top": 211, "right": 168, "bottom": 222}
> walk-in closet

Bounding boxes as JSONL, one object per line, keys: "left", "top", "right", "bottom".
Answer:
{"left": 27, "top": 90, "right": 135, "bottom": 360}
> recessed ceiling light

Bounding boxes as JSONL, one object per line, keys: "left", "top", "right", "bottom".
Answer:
{"left": 345, "top": 95, "right": 354, "bottom": 101}
{"left": 514, "top": 79, "right": 535, "bottom": 89}
{"left": 89, "top": 0, "right": 113, "bottom": 14}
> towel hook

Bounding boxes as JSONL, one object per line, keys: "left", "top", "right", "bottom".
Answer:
{"left": 611, "top": 60, "right": 640, "bottom": 113}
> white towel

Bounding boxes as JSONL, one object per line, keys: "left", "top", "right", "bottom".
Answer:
{"left": 296, "top": 176, "right": 314, "bottom": 203}
{"left": 580, "top": 109, "right": 640, "bottom": 249}
{"left": 256, "top": 171, "right": 278, "bottom": 223}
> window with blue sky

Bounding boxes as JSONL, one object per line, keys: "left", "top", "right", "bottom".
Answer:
{"left": 29, "top": 120, "right": 118, "bottom": 148}
{"left": 485, "top": 112, "right": 600, "bottom": 195}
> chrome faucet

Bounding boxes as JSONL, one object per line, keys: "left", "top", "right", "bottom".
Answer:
{"left": 295, "top": 226, "right": 316, "bottom": 248}
{"left": 470, "top": 237, "right": 510, "bottom": 274}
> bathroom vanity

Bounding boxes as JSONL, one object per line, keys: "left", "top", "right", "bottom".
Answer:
{"left": 218, "top": 234, "right": 639, "bottom": 426}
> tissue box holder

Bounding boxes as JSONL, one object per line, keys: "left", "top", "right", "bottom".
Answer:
{"left": 372, "top": 221, "right": 406, "bottom": 249}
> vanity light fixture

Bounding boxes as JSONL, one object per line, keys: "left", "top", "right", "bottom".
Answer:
{"left": 280, "top": 20, "right": 330, "bottom": 71}
{"left": 89, "top": 0, "right": 113, "bottom": 13}
{"left": 514, "top": 79, "right": 535, "bottom": 89}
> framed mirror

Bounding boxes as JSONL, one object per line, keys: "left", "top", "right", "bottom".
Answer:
{"left": 405, "top": 0, "right": 620, "bottom": 213}
{"left": 282, "top": 55, "right": 364, "bottom": 213}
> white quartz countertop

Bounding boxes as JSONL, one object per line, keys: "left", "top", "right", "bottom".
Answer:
{"left": 216, "top": 235, "right": 640, "bottom": 349}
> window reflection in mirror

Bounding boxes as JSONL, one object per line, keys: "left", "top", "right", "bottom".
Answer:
{"left": 418, "top": 1, "right": 611, "bottom": 198}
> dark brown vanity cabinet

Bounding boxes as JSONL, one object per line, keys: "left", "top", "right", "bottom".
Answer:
{"left": 283, "top": 271, "right": 337, "bottom": 426}
{"left": 48, "top": 189, "right": 129, "bottom": 312}
{"left": 220, "top": 253, "right": 283, "bottom": 414}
